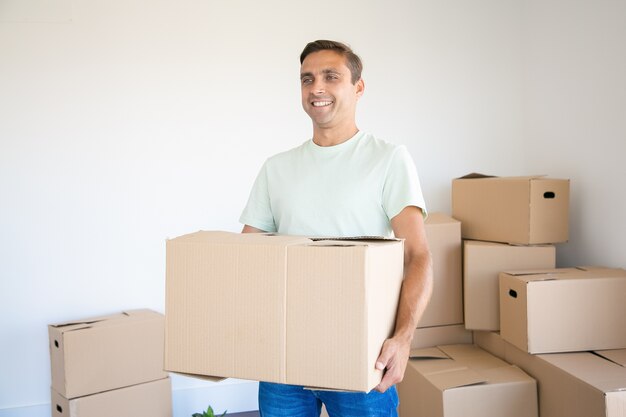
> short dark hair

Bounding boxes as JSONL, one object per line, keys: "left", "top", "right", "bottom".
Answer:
{"left": 299, "top": 40, "right": 363, "bottom": 84}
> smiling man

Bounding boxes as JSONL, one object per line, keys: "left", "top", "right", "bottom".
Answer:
{"left": 240, "top": 40, "right": 433, "bottom": 417}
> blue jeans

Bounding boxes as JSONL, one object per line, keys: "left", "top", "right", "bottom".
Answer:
{"left": 258, "top": 382, "right": 399, "bottom": 417}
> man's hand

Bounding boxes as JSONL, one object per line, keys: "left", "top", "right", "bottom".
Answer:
{"left": 373, "top": 335, "right": 411, "bottom": 393}
{"left": 372, "top": 205, "right": 433, "bottom": 393}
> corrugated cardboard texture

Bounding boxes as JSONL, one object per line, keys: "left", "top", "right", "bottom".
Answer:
{"left": 452, "top": 175, "right": 569, "bottom": 244}
{"left": 398, "top": 344, "right": 537, "bottom": 417}
{"left": 500, "top": 267, "right": 626, "bottom": 353}
{"left": 505, "top": 342, "right": 626, "bottom": 417}
{"left": 48, "top": 309, "right": 167, "bottom": 399}
{"left": 51, "top": 377, "right": 172, "bottom": 417}
{"left": 420, "top": 213, "right": 463, "bottom": 328}
{"left": 165, "top": 231, "right": 404, "bottom": 391}
{"left": 464, "top": 240, "right": 555, "bottom": 330}
{"left": 166, "top": 232, "right": 308, "bottom": 383}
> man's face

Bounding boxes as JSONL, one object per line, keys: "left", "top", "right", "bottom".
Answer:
{"left": 300, "top": 50, "right": 364, "bottom": 131}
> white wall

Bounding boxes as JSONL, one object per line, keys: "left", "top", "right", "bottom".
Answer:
{"left": 0, "top": 1, "right": 623, "bottom": 416}
{"left": 521, "top": 0, "right": 626, "bottom": 268}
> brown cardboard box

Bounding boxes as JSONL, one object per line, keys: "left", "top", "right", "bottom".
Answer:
{"left": 464, "top": 240, "right": 555, "bottom": 330}
{"left": 398, "top": 344, "right": 537, "bottom": 417}
{"left": 475, "top": 332, "right": 626, "bottom": 417}
{"left": 51, "top": 377, "right": 172, "bottom": 417}
{"left": 506, "top": 342, "right": 626, "bottom": 417}
{"left": 500, "top": 267, "right": 626, "bottom": 353}
{"left": 49, "top": 309, "right": 167, "bottom": 399}
{"left": 420, "top": 213, "right": 463, "bottom": 328}
{"left": 412, "top": 325, "right": 473, "bottom": 349}
{"left": 165, "top": 231, "right": 404, "bottom": 391}
{"left": 452, "top": 174, "right": 569, "bottom": 244}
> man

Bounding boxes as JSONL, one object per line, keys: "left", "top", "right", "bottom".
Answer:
{"left": 240, "top": 40, "right": 433, "bottom": 417}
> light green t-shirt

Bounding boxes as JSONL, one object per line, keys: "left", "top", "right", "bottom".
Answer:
{"left": 239, "top": 131, "right": 427, "bottom": 237}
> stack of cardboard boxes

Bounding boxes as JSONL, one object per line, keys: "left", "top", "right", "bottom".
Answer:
{"left": 48, "top": 309, "right": 172, "bottom": 417}
{"left": 399, "top": 173, "right": 626, "bottom": 417}
{"left": 453, "top": 174, "right": 626, "bottom": 417}
{"left": 162, "top": 173, "right": 625, "bottom": 416}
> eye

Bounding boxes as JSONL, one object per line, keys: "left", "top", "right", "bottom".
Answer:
{"left": 301, "top": 77, "right": 313, "bottom": 85}
{"left": 326, "top": 74, "right": 339, "bottom": 81}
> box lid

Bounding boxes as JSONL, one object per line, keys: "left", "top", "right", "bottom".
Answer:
{"left": 501, "top": 267, "right": 626, "bottom": 283}
{"left": 409, "top": 347, "right": 487, "bottom": 390}
{"left": 49, "top": 309, "right": 162, "bottom": 333}
{"left": 455, "top": 173, "right": 554, "bottom": 181}
{"left": 538, "top": 350, "right": 626, "bottom": 393}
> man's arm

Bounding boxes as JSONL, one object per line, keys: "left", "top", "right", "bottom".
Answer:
{"left": 242, "top": 225, "right": 266, "bottom": 233}
{"left": 374, "top": 205, "right": 433, "bottom": 393}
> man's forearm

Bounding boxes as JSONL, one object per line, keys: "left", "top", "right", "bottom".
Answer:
{"left": 393, "top": 249, "right": 433, "bottom": 343}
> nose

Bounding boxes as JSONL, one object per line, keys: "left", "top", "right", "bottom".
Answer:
{"left": 311, "top": 78, "right": 325, "bottom": 94}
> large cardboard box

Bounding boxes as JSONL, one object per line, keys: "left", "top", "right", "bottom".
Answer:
{"left": 420, "top": 213, "right": 463, "bottom": 328}
{"left": 51, "top": 377, "right": 172, "bottom": 417}
{"left": 506, "top": 342, "right": 626, "bottom": 417}
{"left": 398, "top": 344, "right": 537, "bottom": 417}
{"left": 165, "top": 231, "right": 404, "bottom": 391}
{"left": 49, "top": 309, "right": 167, "bottom": 399}
{"left": 500, "top": 267, "right": 626, "bottom": 353}
{"left": 475, "top": 331, "right": 626, "bottom": 417}
{"left": 452, "top": 174, "right": 569, "bottom": 244}
{"left": 464, "top": 240, "right": 555, "bottom": 330}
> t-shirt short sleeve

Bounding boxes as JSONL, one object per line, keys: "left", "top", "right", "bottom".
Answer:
{"left": 239, "top": 161, "right": 277, "bottom": 232}
{"left": 382, "top": 146, "right": 427, "bottom": 220}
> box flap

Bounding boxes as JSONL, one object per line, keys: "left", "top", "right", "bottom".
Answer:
{"left": 169, "top": 371, "right": 227, "bottom": 383}
{"left": 168, "top": 230, "right": 311, "bottom": 246}
{"left": 309, "top": 236, "right": 400, "bottom": 244}
{"left": 408, "top": 346, "right": 488, "bottom": 390}
{"left": 593, "top": 350, "right": 626, "bottom": 367}
{"left": 500, "top": 268, "right": 575, "bottom": 277}
{"left": 50, "top": 313, "right": 127, "bottom": 329}
{"left": 457, "top": 173, "right": 496, "bottom": 179}
{"left": 427, "top": 367, "right": 487, "bottom": 390}
{"left": 456, "top": 173, "right": 548, "bottom": 180}
{"left": 502, "top": 267, "right": 626, "bottom": 282}
{"left": 49, "top": 309, "right": 159, "bottom": 331}
{"left": 409, "top": 347, "right": 450, "bottom": 360}
{"left": 539, "top": 352, "right": 626, "bottom": 393}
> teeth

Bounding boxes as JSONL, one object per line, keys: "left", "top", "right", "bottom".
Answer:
{"left": 312, "top": 101, "right": 333, "bottom": 107}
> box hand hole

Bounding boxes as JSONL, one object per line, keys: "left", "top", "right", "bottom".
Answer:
{"left": 509, "top": 289, "right": 518, "bottom": 298}
{"left": 56, "top": 404, "right": 63, "bottom": 413}
{"left": 54, "top": 340, "right": 59, "bottom": 348}
{"left": 543, "top": 191, "right": 556, "bottom": 199}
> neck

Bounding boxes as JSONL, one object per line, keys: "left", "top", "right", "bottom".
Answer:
{"left": 312, "top": 124, "right": 359, "bottom": 147}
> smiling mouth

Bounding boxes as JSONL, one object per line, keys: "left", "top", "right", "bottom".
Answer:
{"left": 312, "top": 101, "right": 333, "bottom": 107}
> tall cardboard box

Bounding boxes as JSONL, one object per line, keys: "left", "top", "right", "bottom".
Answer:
{"left": 398, "top": 344, "right": 537, "bottom": 417}
{"left": 51, "top": 377, "right": 172, "bottom": 417}
{"left": 165, "top": 231, "right": 404, "bottom": 391}
{"left": 500, "top": 267, "right": 626, "bottom": 353}
{"left": 505, "top": 343, "right": 626, "bottom": 417}
{"left": 420, "top": 213, "right": 463, "bottom": 328}
{"left": 48, "top": 309, "right": 167, "bottom": 399}
{"left": 452, "top": 174, "right": 569, "bottom": 244}
{"left": 464, "top": 240, "right": 556, "bottom": 330}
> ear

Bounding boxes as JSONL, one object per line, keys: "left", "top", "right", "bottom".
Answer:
{"left": 355, "top": 78, "right": 365, "bottom": 98}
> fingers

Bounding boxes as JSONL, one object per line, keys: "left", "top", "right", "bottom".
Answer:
{"left": 374, "top": 337, "right": 410, "bottom": 393}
